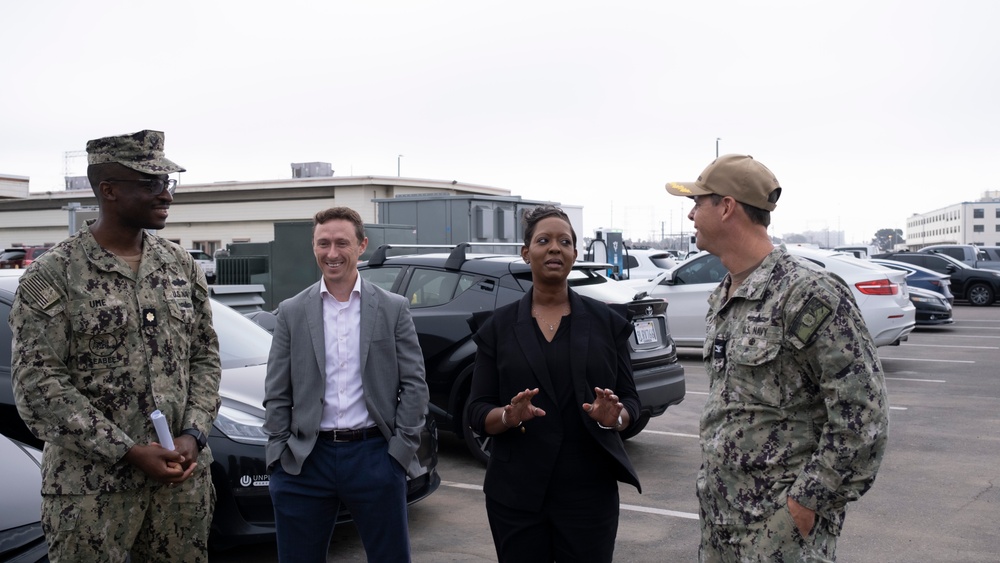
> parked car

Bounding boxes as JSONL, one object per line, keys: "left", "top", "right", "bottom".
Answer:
{"left": 0, "top": 434, "right": 48, "bottom": 562}
{"left": 342, "top": 243, "right": 685, "bottom": 464}
{"left": 619, "top": 248, "right": 677, "bottom": 280}
{"left": 834, "top": 244, "right": 880, "bottom": 259}
{"left": 871, "top": 258, "right": 955, "bottom": 304}
{"left": 0, "top": 269, "right": 440, "bottom": 551}
{"left": 873, "top": 251, "right": 1000, "bottom": 306}
{"left": 0, "top": 246, "right": 51, "bottom": 269}
{"left": 908, "top": 286, "right": 954, "bottom": 326}
{"left": 919, "top": 244, "right": 1000, "bottom": 271}
{"left": 627, "top": 246, "right": 917, "bottom": 348}
{"left": 187, "top": 249, "right": 217, "bottom": 284}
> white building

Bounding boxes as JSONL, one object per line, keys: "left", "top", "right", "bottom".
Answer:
{"left": 905, "top": 191, "right": 1000, "bottom": 249}
{"left": 0, "top": 173, "right": 513, "bottom": 254}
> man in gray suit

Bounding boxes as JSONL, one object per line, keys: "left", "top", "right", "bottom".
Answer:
{"left": 263, "top": 206, "right": 428, "bottom": 563}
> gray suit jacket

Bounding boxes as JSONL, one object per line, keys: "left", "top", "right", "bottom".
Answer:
{"left": 263, "top": 276, "right": 428, "bottom": 476}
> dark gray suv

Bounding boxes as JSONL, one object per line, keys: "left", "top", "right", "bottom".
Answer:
{"left": 358, "top": 243, "right": 686, "bottom": 464}
{"left": 873, "top": 251, "right": 1000, "bottom": 306}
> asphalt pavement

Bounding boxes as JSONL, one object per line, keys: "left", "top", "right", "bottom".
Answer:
{"left": 212, "top": 304, "right": 1000, "bottom": 562}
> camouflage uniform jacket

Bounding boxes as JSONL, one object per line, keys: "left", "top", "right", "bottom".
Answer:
{"left": 698, "top": 246, "right": 888, "bottom": 533}
{"left": 9, "top": 223, "right": 221, "bottom": 494}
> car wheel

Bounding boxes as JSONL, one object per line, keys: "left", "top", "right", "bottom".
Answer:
{"left": 618, "top": 412, "right": 650, "bottom": 440}
{"left": 463, "top": 425, "right": 492, "bottom": 466}
{"left": 462, "top": 394, "right": 492, "bottom": 466}
{"left": 966, "top": 283, "right": 994, "bottom": 306}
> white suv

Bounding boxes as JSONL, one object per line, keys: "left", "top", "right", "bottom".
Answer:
{"left": 186, "top": 249, "right": 216, "bottom": 283}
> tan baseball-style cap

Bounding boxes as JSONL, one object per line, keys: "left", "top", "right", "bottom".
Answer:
{"left": 86, "top": 129, "right": 185, "bottom": 175}
{"left": 665, "top": 154, "right": 781, "bottom": 211}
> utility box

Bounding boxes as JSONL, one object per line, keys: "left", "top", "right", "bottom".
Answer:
{"left": 218, "top": 221, "right": 417, "bottom": 310}
{"left": 375, "top": 194, "right": 573, "bottom": 255}
{"left": 218, "top": 195, "right": 580, "bottom": 310}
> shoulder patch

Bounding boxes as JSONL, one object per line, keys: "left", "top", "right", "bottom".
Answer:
{"left": 791, "top": 296, "right": 833, "bottom": 344}
{"left": 18, "top": 275, "right": 60, "bottom": 310}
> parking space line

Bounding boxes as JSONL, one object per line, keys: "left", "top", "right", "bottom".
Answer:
{"left": 441, "top": 481, "right": 484, "bottom": 491}
{"left": 880, "top": 357, "right": 974, "bottom": 363}
{"left": 931, "top": 335, "right": 1000, "bottom": 339}
{"left": 904, "top": 344, "right": 999, "bottom": 349}
{"left": 440, "top": 482, "right": 701, "bottom": 520}
{"left": 642, "top": 430, "right": 699, "bottom": 439}
{"left": 621, "top": 503, "right": 699, "bottom": 520}
{"left": 885, "top": 377, "right": 946, "bottom": 382}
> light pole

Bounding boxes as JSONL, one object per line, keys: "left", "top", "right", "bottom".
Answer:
{"left": 397, "top": 154, "right": 404, "bottom": 177}
{"left": 715, "top": 137, "right": 721, "bottom": 158}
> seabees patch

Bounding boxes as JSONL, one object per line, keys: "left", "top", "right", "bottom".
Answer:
{"left": 791, "top": 296, "right": 832, "bottom": 344}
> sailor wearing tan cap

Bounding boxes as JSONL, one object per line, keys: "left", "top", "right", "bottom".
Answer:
{"left": 666, "top": 155, "right": 888, "bottom": 562}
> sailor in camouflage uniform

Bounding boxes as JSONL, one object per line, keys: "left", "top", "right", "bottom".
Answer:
{"left": 9, "top": 130, "right": 221, "bottom": 563}
{"left": 666, "top": 155, "right": 889, "bottom": 562}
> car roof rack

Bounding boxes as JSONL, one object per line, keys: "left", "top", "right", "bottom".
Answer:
{"left": 367, "top": 242, "right": 522, "bottom": 270}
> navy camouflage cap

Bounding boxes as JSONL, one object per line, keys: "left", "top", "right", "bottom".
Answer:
{"left": 86, "top": 130, "right": 185, "bottom": 174}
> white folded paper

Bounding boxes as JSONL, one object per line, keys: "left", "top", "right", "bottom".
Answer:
{"left": 150, "top": 410, "right": 175, "bottom": 451}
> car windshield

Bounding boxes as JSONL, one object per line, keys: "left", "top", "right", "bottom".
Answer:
{"left": 932, "top": 254, "right": 972, "bottom": 269}
{"left": 567, "top": 267, "right": 612, "bottom": 287}
{"left": 649, "top": 254, "right": 674, "bottom": 269}
{"left": 189, "top": 250, "right": 212, "bottom": 261}
{"left": 209, "top": 300, "right": 272, "bottom": 369}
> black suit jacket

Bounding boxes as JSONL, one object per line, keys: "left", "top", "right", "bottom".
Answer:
{"left": 467, "top": 289, "right": 641, "bottom": 512}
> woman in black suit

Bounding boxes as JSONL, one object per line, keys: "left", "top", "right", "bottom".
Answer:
{"left": 466, "top": 205, "right": 641, "bottom": 563}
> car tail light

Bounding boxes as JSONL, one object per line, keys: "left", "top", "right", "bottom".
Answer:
{"left": 855, "top": 279, "right": 899, "bottom": 295}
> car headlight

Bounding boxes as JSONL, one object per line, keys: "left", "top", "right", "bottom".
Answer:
{"left": 214, "top": 405, "right": 269, "bottom": 445}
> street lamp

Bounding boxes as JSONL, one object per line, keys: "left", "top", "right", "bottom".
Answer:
{"left": 715, "top": 137, "right": 721, "bottom": 158}
{"left": 397, "top": 154, "right": 404, "bottom": 177}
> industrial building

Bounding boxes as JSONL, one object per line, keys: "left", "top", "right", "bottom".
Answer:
{"left": 906, "top": 191, "right": 1000, "bottom": 249}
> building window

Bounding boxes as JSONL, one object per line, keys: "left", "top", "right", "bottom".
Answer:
{"left": 193, "top": 240, "right": 222, "bottom": 254}
{"left": 996, "top": 208, "right": 1000, "bottom": 219}
{"left": 973, "top": 208, "right": 984, "bottom": 219}
{"left": 973, "top": 225, "right": 985, "bottom": 233}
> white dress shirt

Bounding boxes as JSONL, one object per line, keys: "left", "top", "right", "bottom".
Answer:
{"left": 319, "top": 275, "right": 375, "bottom": 431}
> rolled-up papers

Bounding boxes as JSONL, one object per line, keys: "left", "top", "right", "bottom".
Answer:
{"left": 150, "top": 410, "right": 175, "bottom": 451}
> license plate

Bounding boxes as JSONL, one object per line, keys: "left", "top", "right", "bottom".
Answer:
{"left": 634, "top": 320, "right": 657, "bottom": 345}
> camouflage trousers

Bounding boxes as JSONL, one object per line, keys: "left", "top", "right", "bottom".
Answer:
{"left": 700, "top": 505, "right": 838, "bottom": 563}
{"left": 41, "top": 467, "right": 215, "bottom": 563}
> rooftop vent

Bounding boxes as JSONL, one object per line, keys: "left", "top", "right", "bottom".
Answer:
{"left": 291, "top": 162, "right": 333, "bottom": 178}
{"left": 65, "top": 176, "right": 91, "bottom": 191}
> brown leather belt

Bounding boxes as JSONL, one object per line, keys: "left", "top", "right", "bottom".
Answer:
{"left": 318, "top": 426, "right": 380, "bottom": 442}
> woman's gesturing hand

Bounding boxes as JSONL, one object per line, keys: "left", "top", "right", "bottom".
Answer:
{"left": 583, "top": 387, "right": 626, "bottom": 430}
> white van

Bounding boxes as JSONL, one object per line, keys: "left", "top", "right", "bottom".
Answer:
{"left": 186, "top": 249, "right": 216, "bottom": 283}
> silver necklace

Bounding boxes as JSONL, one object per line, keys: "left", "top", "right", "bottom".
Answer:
{"left": 532, "top": 306, "right": 569, "bottom": 332}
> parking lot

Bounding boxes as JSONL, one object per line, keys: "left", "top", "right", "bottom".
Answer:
{"left": 212, "top": 305, "right": 1000, "bottom": 562}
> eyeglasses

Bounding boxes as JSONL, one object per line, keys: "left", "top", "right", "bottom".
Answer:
{"left": 106, "top": 178, "right": 177, "bottom": 196}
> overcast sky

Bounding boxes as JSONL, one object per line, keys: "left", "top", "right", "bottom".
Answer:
{"left": 2, "top": 1, "right": 998, "bottom": 245}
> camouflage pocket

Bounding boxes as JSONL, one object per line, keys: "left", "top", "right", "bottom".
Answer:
{"left": 727, "top": 331, "right": 783, "bottom": 407}
{"left": 70, "top": 300, "right": 128, "bottom": 369}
